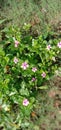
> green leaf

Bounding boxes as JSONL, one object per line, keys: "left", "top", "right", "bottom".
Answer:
{"left": 0, "top": 47, "right": 5, "bottom": 56}
{"left": 38, "top": 85, "right": 48, "bottom": 90}
{"left": 20, "top": 88, "right": 29, "bottom": 96}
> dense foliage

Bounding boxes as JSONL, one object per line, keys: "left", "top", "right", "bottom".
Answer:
{"left": 0, "top": 24, "right": 61, "bottom": 129}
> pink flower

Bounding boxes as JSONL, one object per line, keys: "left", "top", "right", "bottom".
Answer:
{"left": 57, "top": 42, "right": 61, "bottom": 48}
{"left": 41, "top": 72, "right": 46, "bottom": 78}
{"left": 32, "top": 77, "right": 36, "bottom": 82}
{"left": 14, "top": 57, "right": 18, "bottom": 64}
{"left": 23, "top": 99, "right": 29, "bottom": 106}
{"left": 46, "top": 45, "right": 51, "bottom": 50}
{"left": 21, "top": 62, "right": 29, "bottom": 70}
{"left": 14, "top": 40, "right": 19, "bottom": 47}
{"left": 32, "top": 67, "right": 37, "bottom": 72}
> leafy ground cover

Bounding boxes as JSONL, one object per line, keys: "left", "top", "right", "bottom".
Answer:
{"left": 0, "top": 24, "right": 61, "bottom": 130}
{"left": 0, "top": 1, "right": 61, "bottom": 130}
{"left": 0, "top": 74, "right": 61, "bottom": 130}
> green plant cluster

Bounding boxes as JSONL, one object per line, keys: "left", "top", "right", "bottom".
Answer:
{"left": 0, "top": 24, "right": 61, "bottom": 129}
